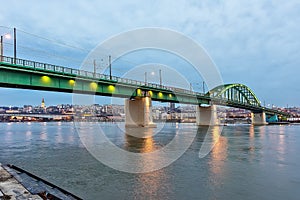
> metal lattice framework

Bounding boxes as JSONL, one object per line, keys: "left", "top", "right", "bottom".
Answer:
{"left": 209, "top": 83, "right": 261, "bottom": 107}
{"left": 0, "top": 56, "right": 291, "bottom": 116}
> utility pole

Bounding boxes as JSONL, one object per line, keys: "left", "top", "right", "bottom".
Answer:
{"left": 145, "top": 72, "right": 147, "bottom": 85}
{"left": 190, "top": 83, "right": 192, "bottom": 92}
{"left": 109, "top": 55, "right": 112, "bottom": 80}
{"left": 0, "top": 36, "right": 3, "bottom": 62}
{"left": 93, "top": 59, "right": 96, "bottom": 77}
{"left": 202, "top": 81, "right": 205, "bottom": 94}
{"left": 13, "top": 28, "right": 16, "bottom": 64}
{"left": 159, "top": 69, "right": 162, "bottom": 87}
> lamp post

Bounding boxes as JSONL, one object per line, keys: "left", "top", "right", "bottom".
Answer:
{"left": 93, "top": 59, "right": 96, "bottom": 77}
{"left": 109, "top": 55, "right": 112, "bottom": 80}
{"left": 0, "top": 35, "right": 3, "bottom": 61}
{"left": 13, "top": 28, "right": 16, "bottom": 64}
{"left": 0, "top": 33, "right": 11, "bottom": 61}
{"left": 144, "top": 71, "right": 147, "bottom": 85}
{"left": 159, "top": 69, "right": 162, "bottom": 87}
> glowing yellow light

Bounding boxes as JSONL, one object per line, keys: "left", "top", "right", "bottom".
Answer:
{"left": 169, "top": 94, "right": 172, "bottom": 98}
{"left": 137, "top": 89, "right": 142, "bottom": 96}
{"left": 148, "top": 91, "right": 153, "bottom": 97}
{"left": 69, "top": 80, "right": 75, "bottom": 86}
{"left": 90, "top": 82, "right": 98, "bottom": 90}
{"left": 158, "top": 92, "right": 163, "bottom": 98}
{"left": 108, "top": 85, "right": 115, "bottom": 92}
{"left": 41, "top": 76, "right": 51, "bottom": 84}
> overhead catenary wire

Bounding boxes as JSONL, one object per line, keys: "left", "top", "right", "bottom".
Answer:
{"left": 1, "top": 26, "right": 201, "bottom": 85}
{"left": 3, "top": 25, "right": 140, "bottom": 66}
{"left": 1, "top": 26, "right": 132, "bottom": 66}
{"left": 16, "top": 27, "right": 145, "bottom": 67}
{"left": 17, "top": 29, "right": 89, "bottom": 53}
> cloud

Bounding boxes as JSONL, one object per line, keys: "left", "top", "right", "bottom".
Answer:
{"left": 0, "top": 0, "right": 299, "bottom": 106}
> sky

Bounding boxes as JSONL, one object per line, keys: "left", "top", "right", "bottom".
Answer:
{"left": 0, "top": 0, "right": 299, "bottom": 107}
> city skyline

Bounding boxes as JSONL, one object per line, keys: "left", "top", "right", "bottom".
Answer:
{"left": 1, "top": 1, "right": 299, "bottom": 107}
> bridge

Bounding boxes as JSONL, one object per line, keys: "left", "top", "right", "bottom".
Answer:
{"left": 0, "top": 56, "right": 289, "bottom": 126}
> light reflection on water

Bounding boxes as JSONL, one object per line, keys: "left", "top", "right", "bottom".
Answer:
{"left": 0, "top": 122, "right": 300, "bottom": 199}
{"left": 209, "top": 126, "right": 228, "bottom": 180}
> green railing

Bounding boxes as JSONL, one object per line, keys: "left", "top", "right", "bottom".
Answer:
{"left": 0, "top": 56, "right": 203, "bottom": 96}
{"left": 0, "top": 56, "right": 290, "bottom": 116}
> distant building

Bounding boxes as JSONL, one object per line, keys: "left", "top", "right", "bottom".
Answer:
{"left": 41, "top": 98, "right": 45, "bottom": 108}
{"left": 170, "top": 103, "right": 175, "bottom": 111}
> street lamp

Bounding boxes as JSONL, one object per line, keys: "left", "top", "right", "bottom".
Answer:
{"left": 0, "top": 33, "right": 11, "bottom": 61}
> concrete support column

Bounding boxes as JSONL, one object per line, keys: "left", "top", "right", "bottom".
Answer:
{"left": 196, "top": 105, "right": 219, "bottom": 126}
{"left": 125, "top": 97, "right": 156, "bottom": 127}
{"left": 251, "top": 112, "right": 268, "bottom": 125}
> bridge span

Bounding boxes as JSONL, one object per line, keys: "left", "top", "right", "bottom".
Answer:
{"left": 0, "top": 56, "right": 289, "bottom": 126}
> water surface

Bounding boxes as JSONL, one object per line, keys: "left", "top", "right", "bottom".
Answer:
{"left": 0, "top": 122, "right": 300, "bottom": 199}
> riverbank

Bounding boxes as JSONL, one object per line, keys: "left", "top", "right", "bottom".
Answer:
{"left": 0, "top": 163, "right": 82, "bottom": 200}
{"left": 0, "top": 163, "right": 42, "bottom": 200}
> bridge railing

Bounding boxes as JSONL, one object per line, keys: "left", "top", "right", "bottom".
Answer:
{"left": 0, "top": 57, "right": 291, "bottom": 116}
{"left": 1, "top": 56, "right": 204, "bottom": 97}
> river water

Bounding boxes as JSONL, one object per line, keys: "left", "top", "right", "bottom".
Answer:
{"left": 0, "top": 122, "right": 300, "bottom": 200}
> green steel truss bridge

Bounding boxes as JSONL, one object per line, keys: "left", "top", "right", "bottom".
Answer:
{"left": 0, "top": 56, "right": 289, "bottom": 117}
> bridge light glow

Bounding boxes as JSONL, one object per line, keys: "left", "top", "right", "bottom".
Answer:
{"left": 90, "top": 82, "right": 98, "bottom": 90}
{"left": 137, "top": 89, "right": 142, "bottom": 96}
{"left": 158, "top": 92, "right": 163, "bottom": 98}
{"left": 68, "top": 79, "right": 75, "bottom": 86}
{"left": 108, "top": 85, "right": 115, "bottom": 93}
{"left": 169, "top": 94, "right": 172, "bottom": 98}
{"left": 148, "top": 91, "right": 153, "bottom": 97}
{"left": 41, "top": 76, "right": 51, "bottom": 84}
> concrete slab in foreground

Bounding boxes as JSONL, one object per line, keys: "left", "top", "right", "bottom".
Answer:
{"left": 0, "top": 163, "right": 42, "bottom": 200}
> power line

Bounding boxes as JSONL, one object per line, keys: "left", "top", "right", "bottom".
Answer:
{"left": 2, "top": 27, "right": 199, "bottom": 81}
{"left": 17, "top": 29, "right": 89, "bottom": 53}
{"left": 16, "top": 28, "right": 145, "bottom": 69}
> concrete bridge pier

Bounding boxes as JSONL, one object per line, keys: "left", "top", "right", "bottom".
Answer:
{"left": 251, "top": 112, "right": 268, "bottom": 125}
{"left": 125, "top": 97, "right": 156, "bottom": 128}
{"left": 196, "top": 105, "right": 219, "bottom": 126}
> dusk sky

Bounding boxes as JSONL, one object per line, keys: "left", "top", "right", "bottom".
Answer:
{"left": 0, "top": 0, "right": 299, "bottom": 107}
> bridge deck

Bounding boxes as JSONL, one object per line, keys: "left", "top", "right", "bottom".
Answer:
{"left": 0, "top": 56, "right": 290, "bottom": 117}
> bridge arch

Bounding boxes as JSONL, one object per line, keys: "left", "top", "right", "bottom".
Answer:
{"left": 208, "top": 83, "right": 261, "bottom": 107}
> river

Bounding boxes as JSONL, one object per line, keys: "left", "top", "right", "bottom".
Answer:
{"left": 0, "top": 122, "right": 300, "bottom": 199}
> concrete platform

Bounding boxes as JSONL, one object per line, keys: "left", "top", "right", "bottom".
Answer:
{"left": 0, "top": 163, "right": 82, "bottom": 200}
{"left": 0, "top": 163, "right": 42, "bottom": 200}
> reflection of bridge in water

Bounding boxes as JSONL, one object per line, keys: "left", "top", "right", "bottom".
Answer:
{"left": 0, "top": 56, "right": 290, "bottom": 126}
